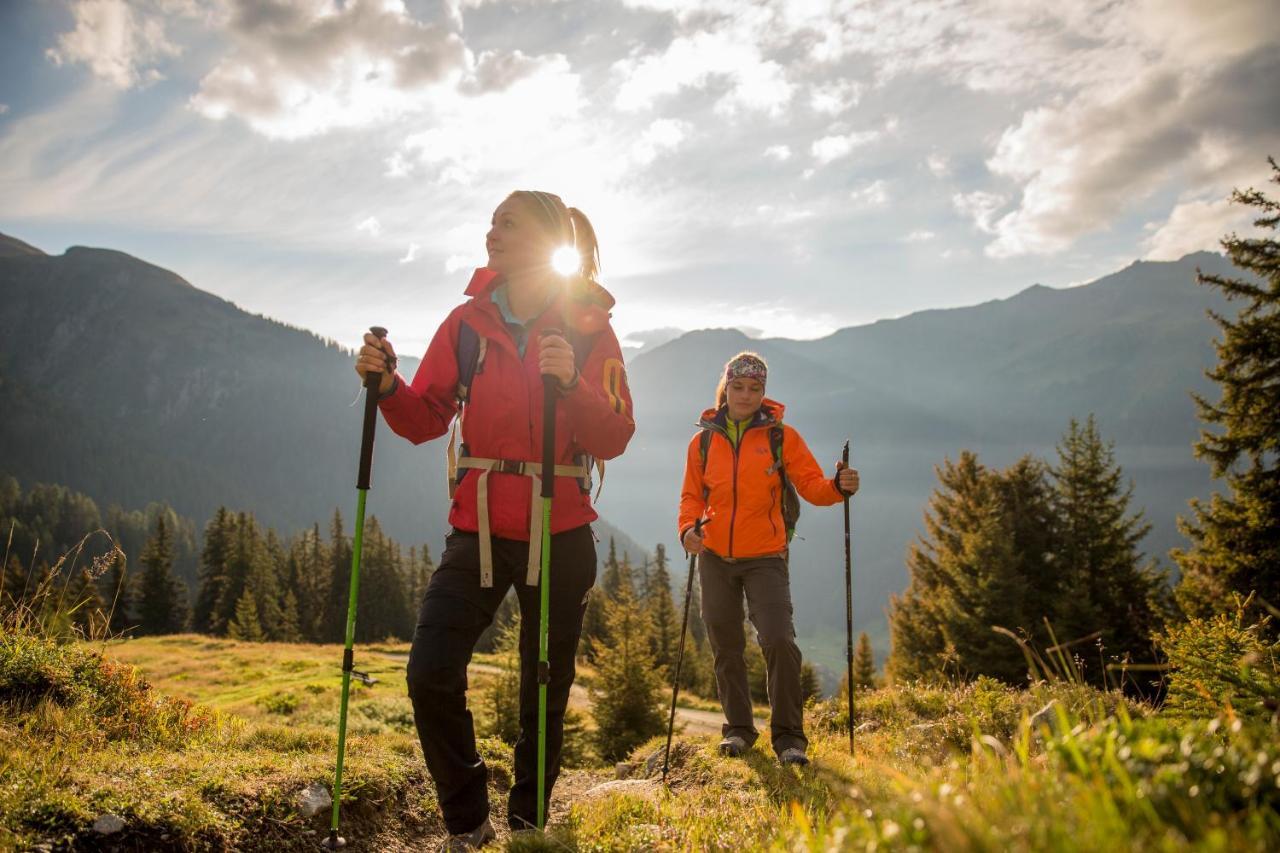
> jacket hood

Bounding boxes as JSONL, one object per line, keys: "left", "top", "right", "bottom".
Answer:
{"left": 698, "top": 397, "right": 786, "bottom": 429}
{"left": 463, "top": 267, "right": 616, "bottom": 336}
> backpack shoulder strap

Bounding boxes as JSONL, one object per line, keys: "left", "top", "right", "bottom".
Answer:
{"left": 769, "top": 425, "right": 785, "bottom": 472}
{"left": 454, "top": 320, "right": 486, "bottom": 403}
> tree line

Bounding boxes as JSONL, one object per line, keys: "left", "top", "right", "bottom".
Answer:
{"left": 888, "top": 160, "right": 1280, "bottom": 687}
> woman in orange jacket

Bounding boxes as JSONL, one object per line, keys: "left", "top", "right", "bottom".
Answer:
{"left": 678, "top": 351, "right": 859, "bottom": 766}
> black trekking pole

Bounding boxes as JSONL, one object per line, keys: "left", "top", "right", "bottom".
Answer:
{"left": 326, "top": 326, "right": 389, "bottom": 850}
{"left": 662, "top": 517, "right": 708, "bottom": 785}
{"left": 841, "top": 440, "right": 855, "bottom": 758}
{"left": 535, "top": 329, "right": 561, "bottom": 831}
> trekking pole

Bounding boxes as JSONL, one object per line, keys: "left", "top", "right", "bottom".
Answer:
{"left": 662, "top": 517, "right": 708, "bottom": 785}
{"left": 326, "top": 326, "right": 389, "bottom": 850}
{"left": 841, "top": 440, "right": 855, "bottom": 758}
{"left": 536, "top": 329, "right": 561, "bottom": 831}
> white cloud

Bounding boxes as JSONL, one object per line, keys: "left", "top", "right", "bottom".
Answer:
{"left": 612, "top": 29, "right": 794, "bottom": 118}
{"left": 1142, "top": 194, "right": 1257, "bottom": 260}
{"left": 903, "top": 229, "right": 936, "bottom": 242}
{"left": 46, "top": 0, "right": 180, "bottom": 89}
{"left": 982, "top": 48, "right": 1280, "bottom": 258}
{"left": 188, "top": 0, "right": 560, "bottom": 139}
{"left": 356, "top": 216, "right": 382, "bottom": 236}
{"left": 444, "top": 253, "right": 476, "bottom": 273}
{"left": 810, "top": 79, "right": 863, "bottom": 115}
{"left": 850, "top": 179, "right": 889, "bottom": 208}
{"left": 952, "top": 191, "right": 1006, "bottom": 234}
{"left": 399, "top": 242, "right": 420, "bottom": 263}
{"left": 631, "top": 118, "right": 690, "bottom": 166}
{"left": 811, "top": 129, "right": 880, "bottom": 166}
{"left": 926, "top": 153, "right": 950, "bottom": 177}
{"left": 764, "top": 144, "right": 791, "bottom": 162}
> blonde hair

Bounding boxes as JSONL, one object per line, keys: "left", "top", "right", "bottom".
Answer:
{"left": 508, "top": 190, "right": 602, "bottom": 283}
{"left": 715, "top": 351, "right": 768, "bottom": 408}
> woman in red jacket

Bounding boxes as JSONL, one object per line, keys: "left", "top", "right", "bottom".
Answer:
{"left": 678, "top": 352, "right": 858, "bottom": 767}
{"left": 356, "top": 191, "right": 634, "bottom": 846}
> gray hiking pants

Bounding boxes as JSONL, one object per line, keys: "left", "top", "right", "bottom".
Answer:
{"left": 698, "top": 550, "right": 807, "bottom": 753}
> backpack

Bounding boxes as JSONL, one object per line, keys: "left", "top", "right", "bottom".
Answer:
{"left": 698, "top": 424, "right": 801, "bottom": 543}
{"left": 453, "top": 317, "right": 602, "bottom": 496}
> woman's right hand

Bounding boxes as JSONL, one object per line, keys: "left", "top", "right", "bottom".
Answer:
{"left": 682, "top": 525, "right": 705, "bottom": 554}
{"left": 355, "top": 332, "right": 397, "bottom": 396}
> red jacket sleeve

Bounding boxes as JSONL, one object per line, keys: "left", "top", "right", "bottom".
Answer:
{"left": 559, "top": 324, "right": 635, "bottom": 460}
{"left": 376, "top": 308, "right": 463, "bottom": 445}
{"left": 677, "top": 433, "right": 706, "bottom": 543}
{"left": 783, "top": 425, "right": 844, "bottom": 506}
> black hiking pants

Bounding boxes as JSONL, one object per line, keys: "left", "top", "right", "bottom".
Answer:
{"left": 406, "top": 526, "right": 596, "bottom": 834}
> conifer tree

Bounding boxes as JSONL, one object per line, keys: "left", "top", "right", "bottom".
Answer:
{"left": 1175, "top": 161, "right": 1280, "bottom": 631}
{"left": 853, "top": 632, "right": 877, "bottom": 689}
{"left": 135, "top": 515, "right": 189, "bottom": 635}
{"left": 278, "top": 588, "right": 303, "bottom": 643}
{"left": 888, "top": 452, "right": 1049, "bottom": 684}
{"left": 227, "top": 590, "right": 265, "bottom": 642}
{"left": 481, "top": 619, "right": 522, "bottom": 744}
{"left": 645, "top": 544, "right": 679, "bottom": 673}
{"left": 799, "top": 661, "right": 822, "bottom": 702}
{"left": 1050, "top": 416, "right": 1168, "bottom": 677}
{"left": 590, "top": 583, "right": 665, "bottom": 762}
{"left": 193, "top": 508, "right": 234, "bottom": 634}
{"left": 323, "top": 509, "right": 353, "bottom": 643}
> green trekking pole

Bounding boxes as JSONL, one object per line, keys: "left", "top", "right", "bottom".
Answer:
{"left": 326, "top": 326, "right": 390, "bottom": 850}
{"left": 841, "top": 440, "right": 855, "bottom": 758}
{"left": 536, "top": 329, "right": 560, "bottom": 831}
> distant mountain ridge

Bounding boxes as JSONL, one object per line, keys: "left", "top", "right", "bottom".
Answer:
{"left": 0, "top": 233, "right": 1236, "bottom": 665}
{"left": 0, "top": 234, "right": 648, "bottom": 568}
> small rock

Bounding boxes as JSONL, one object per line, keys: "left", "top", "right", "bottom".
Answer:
{"left": 854, "top": 720, "right": 880, "bottom": 734}
{"left": 93, "top": 814, "right": 125, "bottom": 835}
{"left": 614, "top": 762, "right": 633, "bottom": 780}
{"left": 297, "top": 782, "right": 333, "bottom": 818}
{"left": 642, "top": 747, "right": 666, "bottom": 778}
{"left": 582, "top": 779, "right": 660, "bottom": 801}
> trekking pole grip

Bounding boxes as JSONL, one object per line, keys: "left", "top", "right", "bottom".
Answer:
{"left": 357, "top": 326, "right": 387, "bottom": 490}
{"left": 539, "top": 329, "right": 562, "bottom": 499}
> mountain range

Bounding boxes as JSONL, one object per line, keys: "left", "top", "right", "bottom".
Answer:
{"left": 0, "top": 231, "right": 1235, "bottom": 666}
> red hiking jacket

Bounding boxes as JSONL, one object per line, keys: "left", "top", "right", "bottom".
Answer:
{"left": 378, "top": 268, "right": 635, "bottom": 540}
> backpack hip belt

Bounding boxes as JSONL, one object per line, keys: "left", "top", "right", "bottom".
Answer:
{"left": 455, "top": 455, "right": 589, "bottom": 587}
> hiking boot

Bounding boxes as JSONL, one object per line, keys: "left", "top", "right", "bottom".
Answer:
{"left": 778, "top": 747, "right": 809, "bottom": 767}
{"left": 440, "top": 817, "right": 496, "bottom": 851}
{"left": 718, "top": 735, "right": 748, "bottom": 757}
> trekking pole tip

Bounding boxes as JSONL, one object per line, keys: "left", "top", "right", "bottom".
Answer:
{"left": 369, "top": 325, "right": 388, "bottom": 339}
{"left": 323, "top": 829, "right": 347, "bottom": 849}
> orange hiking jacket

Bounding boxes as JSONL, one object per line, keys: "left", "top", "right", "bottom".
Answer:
{"left": 678, "top": 400, "right": 843, "bottom": 560}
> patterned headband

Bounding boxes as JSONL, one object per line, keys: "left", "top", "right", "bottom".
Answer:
{"left": 725, "top": 353, "right": 767, "bottom": 386}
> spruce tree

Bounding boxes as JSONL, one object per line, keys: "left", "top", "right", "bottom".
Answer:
{"left": 799, "top": 661, "right": 822, "bottom": 702}
{"left": 192, "top": 504, "right": 232, "bottom": 630}
{"left": 590, "top": 583, "right": 666, "bottom": 762}
{"left": 853, "top": 632, "right": 877, "bottom": 689}
{"left": 323, "top": 510, "right": 354, "bottom": 643}
{"left": 1175, "top": 160, "right": 1280, "bottom": 631}
{"left": 645, "top": 544, "right": 679, "bottom": 674}
{"left": 227, "top": 590, "right": 265, "bottom": 642}
{"left": 1050, "top": 416, "right": 1168, "bottom": 679}
{"left": 888, "top": 453, "right": 1047, "bottom": 684}
{"left": 135, "top": 515, "right": 189, "bottom": 635}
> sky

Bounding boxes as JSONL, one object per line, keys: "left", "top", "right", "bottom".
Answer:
{"left": 1, "top": 0, "right": 1278, "bottom": 355}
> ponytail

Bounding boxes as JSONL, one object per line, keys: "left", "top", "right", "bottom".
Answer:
{"left": 567, "top": 207, "right": 601, "bottom": 283}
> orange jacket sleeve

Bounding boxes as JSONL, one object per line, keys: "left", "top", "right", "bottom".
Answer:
{"left": 677, "top": 433, "right": 706, "bottom": 544}
{"left": 782, "top": 425, "right": 844, "bottom": 506}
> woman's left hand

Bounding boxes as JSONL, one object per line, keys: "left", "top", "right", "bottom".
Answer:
{"left": 835, "top": 460, "right": 860, "bottom": 496}
{"left": 538, "top": 333, "right": 577, "bottom": 387}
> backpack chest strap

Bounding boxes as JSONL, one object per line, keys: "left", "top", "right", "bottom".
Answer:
{"left": 455, "top": 456, "right": 589, "bottom": 587}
